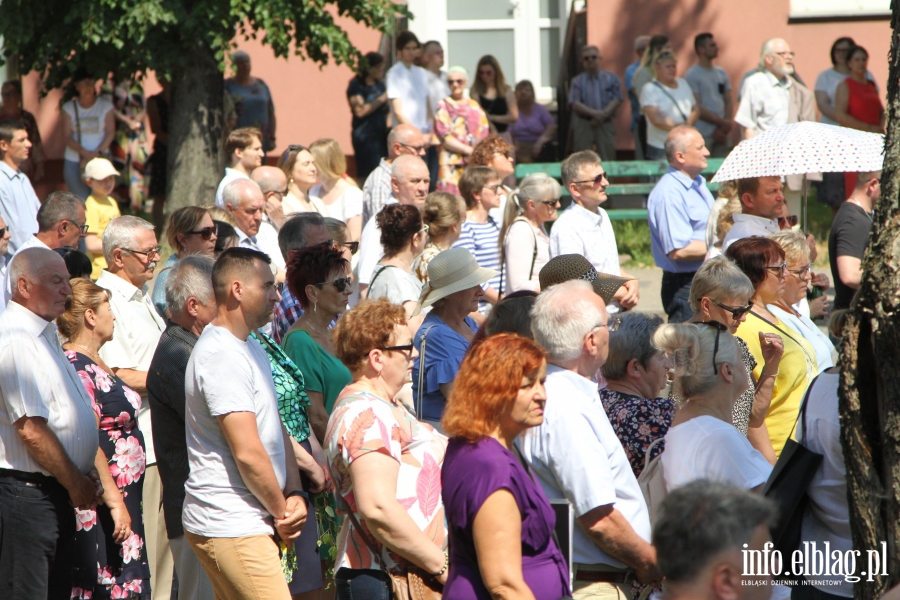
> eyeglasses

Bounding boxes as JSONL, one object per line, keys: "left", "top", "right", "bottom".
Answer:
{"left": 123, "top": 245, "right": 162, "bottom": 259}
{"left": 381, "top": 343, "right": 414, "bottom": 354}
{"left": 710, "top": 299, "right": 753, "bottom": 320}
{"left": 583, "top": 55, "right": 600, "bottom": 61}
{"left": 590, "top": 316, "right": 620, "bottom": 335}
{"left": 787, "top": 264, "right": 812, "bottom": 278}
{"left": 572, "top": 172, "right": 608, "bottom": 187}
{"left": 399, "top": 142, "right": 427, "bottom": 154}
{"left": 765, "top": 262, "right": 788, "bottom": 277}
{"left": 483, "top": 183, "right": 503, "bottom": 193}
{"left": 276, "top": 282, "right": 285, "bottom": 295}
{"left": 773, "top": 51, "right": 795, "bottom": 58}
{"left": 187, "top": 225, "right": 218, "bottom": 240}
{"left": 447, "top": 78, "right": 466, "bottom": 85}
{"left": 0, "top": 227, "right": 6, "bottom": 237}
{"left": 539, "top": 198, "right": 561, "bottom": 206}
{"left": 698, "top": 320, "right": 728, "bottom": 375}
{"left": 65, "top": 220, "right": 89, "bottom": 235}
{"left": 776, "top": 215, "right": 799, "bottom": 229}
{"left": 419, "top": 224, "right": 430, "bottom": 235}
{"left": 342, "top": 241, "right": 360, "bottom": 255}
{"left": 317, "top": 238, "right": 337, "bottom": 248}
{"left": 315, "top": 276, "right": 353, "bottom": 293}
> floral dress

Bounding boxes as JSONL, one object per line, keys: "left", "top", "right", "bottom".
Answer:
{"left": 67, "top": 351, "right": 150, "bottom": 600}
{"left": 598, "top": 388, "right": 675, "bottom": 478}
{"left": 433, "top": 96, "right": 490, "bottom": 194}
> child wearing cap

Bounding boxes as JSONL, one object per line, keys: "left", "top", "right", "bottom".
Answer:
{"left": 83, "top": 157, "right": 121, "bottom": 279}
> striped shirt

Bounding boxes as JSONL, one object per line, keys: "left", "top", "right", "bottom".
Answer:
{"left": 0, "top": 301, "right": 98, "bottom": 474}
{"left": 453, "top": 218, "right": 501, "bottom": 298}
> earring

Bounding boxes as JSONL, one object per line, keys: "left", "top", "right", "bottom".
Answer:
{"left": 314, "top": 301, "right": 317, "bottom": 314}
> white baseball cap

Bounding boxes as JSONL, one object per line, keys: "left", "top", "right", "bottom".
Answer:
{"left": 83, "top": 157, "right": 119, "bottom": 181}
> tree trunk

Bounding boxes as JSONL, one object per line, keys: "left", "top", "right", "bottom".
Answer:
{"left": 166, "top": 43, "right": 225, "bottom": 216}
{"left": 839, "top": 3, "right": 900, "bottom": 598}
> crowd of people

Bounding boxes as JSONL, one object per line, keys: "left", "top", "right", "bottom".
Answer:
{"left": 0, "top": 26, "right": 886, "bottom": 600}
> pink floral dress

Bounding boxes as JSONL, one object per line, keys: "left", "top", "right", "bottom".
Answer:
{"left": 434, "top": 96, "right": 490, "bottom": 194}
{"left": 66, "top": 351, "right": 151, "bottom": 600}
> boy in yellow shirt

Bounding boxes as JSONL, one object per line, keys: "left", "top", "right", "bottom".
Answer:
{"left": 83, "top": 158, "right": 121, "bottom": 279}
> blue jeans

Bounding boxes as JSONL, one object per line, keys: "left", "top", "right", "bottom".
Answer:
{"left": 63, "top": 159, "right": 91, "bottom": 199}
{"left": 335, "top": 568, "right": 392, "bottom": 600}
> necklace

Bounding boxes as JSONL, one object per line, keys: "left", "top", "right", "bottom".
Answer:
{"left": 67, "top": 342, "right": 100, "bottom": 360}
{"left": 848, "top": 199, "right": 873, "bottom": 218}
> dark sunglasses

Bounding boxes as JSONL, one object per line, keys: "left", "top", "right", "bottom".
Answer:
{"left": 280, "top": 144, "right": 307, "bottom": 166}
{"left": 315, "top": 276, "right": 353, "bottom": 293}
{"left": 447, "top": 78, "right": 466, "bottom": 85}
{"left": 698, "top": 320, "right": 729, "bottom": 375}
{"left": 187, "top": 225, "right": 218, "bottom": 240}
{"left": 0, "top": 227, "right": 6, "bottom": 238}
{"left": 381, "top": 343, "right": 414, "bottom": 354}
{"left": 777, "top": 215, "right": 799, "bottom": 229}
{"left": 572, "top": 172, "right": 608, "bottom": 187}
{"left": 341, "top": 241, "right": 359, "bottom": 255}
{"left": 711, "top": 299, "right": 753, "bottom": 320}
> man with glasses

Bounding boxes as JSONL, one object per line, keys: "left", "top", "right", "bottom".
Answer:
{"left": 523, "top": 280, "right": 660, "bottom": 599}
{"left": 2, "top": 191, "right": 87, "bottom": 311}
{"left": 0, "top": 119, "right": 39, "bottom": 255}
{"left": 551, "top": 150, "right": 639, "bottom": 311}
{"left": 361, "top": 123, "right": 426, "bottom": 225}
{"left": 96, "top": 215, "right": 173, "bottom": 599}
{"left": 569, "top": 46, "right": 623, "bottom": 160}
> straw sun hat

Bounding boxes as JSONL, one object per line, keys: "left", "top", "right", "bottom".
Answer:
{"left": 538, "top": 254, "right": 633, "bottom": 304}
{"left": 412, "top": 247, "right": 499, "bottom": 316}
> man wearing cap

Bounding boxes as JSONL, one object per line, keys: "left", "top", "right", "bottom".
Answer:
{"left": 82, "top": 157, "right": 121, "bottom": 280}
{"left": 647, "top": 125, "right": 714, "bottom": 323}
{"left": 520, "top": 278, "right": 660, "bottom": 599}
{"left": 0, "top": 119, "right": 40, "bottom": 255}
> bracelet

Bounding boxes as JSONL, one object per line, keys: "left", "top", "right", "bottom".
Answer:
{"left": 433, "top": 551, "right": 449, "bottom": 577}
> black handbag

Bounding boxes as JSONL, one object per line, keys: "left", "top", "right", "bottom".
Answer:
{"left": 762, "top": 375, "right": 824, "bottom": 572}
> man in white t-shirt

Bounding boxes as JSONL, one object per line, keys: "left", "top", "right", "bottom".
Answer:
{"left": 215, "top": 127, "right": 265, "bottom": 207}
{"left": 684, "top": 33, "right": 733, "bottom": 157}
{"left": 521, "top": 281, "right": 660, "bottom": 597}
{"left": 386, "top": 31, "right": 432, "bottom": 136}
{"left": 184, "top": 247, "right": 306, "bottom": 598}
{"left": 550, "top": 150, "right": 639, "bottom": 312}
{"left": 357, "top": 155, "right": 429, "bottom": 297}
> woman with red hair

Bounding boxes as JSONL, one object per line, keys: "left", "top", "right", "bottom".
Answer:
{"left": 441, "top": 334, "right": 570, "bottom": 600}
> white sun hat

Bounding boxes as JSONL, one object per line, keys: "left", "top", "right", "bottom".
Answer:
{"left": 412, "top": 247, "right": 499, "bottom": 317}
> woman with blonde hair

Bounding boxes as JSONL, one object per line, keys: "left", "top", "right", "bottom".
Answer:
{"left": 308, "top": 138, "right": 363, "bottom": 241}
{"left": 471, "top": 55, "right": 518, "bottom": 140}
{"left": 414, "top": 191, "right": 467, "bottom": 284}
{"left": 280, "top": 144, "right": 319, "bottom": 215}
{"left": 499, "top": 173, "right": 561, "bottom": 293}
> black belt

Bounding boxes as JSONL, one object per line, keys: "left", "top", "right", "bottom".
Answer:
{"left": 575, "top": 569, "right": 636, "bottom": 584}
{"left": 0, "top": 468, "right": 64, "bottom": 490}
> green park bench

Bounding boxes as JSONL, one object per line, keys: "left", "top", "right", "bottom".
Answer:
{"left": 515, "top": 157, "right": 725, "bottom": 221}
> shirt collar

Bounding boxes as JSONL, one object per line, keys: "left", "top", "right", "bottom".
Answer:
{"left": 569, "top": 201, "right": 603, "bottom": 226}
{"left": 733, "top": 213, "right": 780, "bottom": 231}
{"left": 5, "top": 299, "right": 52, "bottom": 337}
{"left": 546, "top": 363, "right": 598, "bottom": 396}
{"left": 0, "top": 161, "right": 21, "bottom": 180}
{"left": 764, "top": 69, "right": 791, "bottom": 88}
{"left": 666, "top": 166, "right": 705, "bottom": 189}
{"left": 236, "top": 227, "right": 257, "bottom": 245}
{"left": 97, "top": 269, "right": 144, "bottom": 302}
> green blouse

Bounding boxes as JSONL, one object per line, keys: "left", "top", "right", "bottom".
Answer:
{"left": 250, "top": 330, "right": 311, "bottom": 443}
{"left": 282, "top": 328, "right": 352, "bottom": 414}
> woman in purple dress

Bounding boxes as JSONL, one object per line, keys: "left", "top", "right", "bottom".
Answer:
{"left": 441, "top": 334, "right": 570, "bottom": 600}
{"left": 58, "top": 278, "right": 150, "bottom": 599}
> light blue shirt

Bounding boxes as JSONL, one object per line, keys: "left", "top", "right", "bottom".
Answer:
{"left": 625, "top": 60, "right": 641, "bottom": 130}
{"left": 0, "top": 161, "right": 40, "bottom": 254}
{"left": 647, "top": 167, "right": 715, "bottom": 273}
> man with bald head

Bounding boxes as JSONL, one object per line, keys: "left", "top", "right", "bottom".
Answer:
{"left": 0, "top": 247, "right": 101, "bottom": 599}
{"left": 362, "top": 123, "right": 426, "bottom": 224}
{"left": 647, "top": 126, "right": 714, "bottom": 322}
{"left": 358, "top": 153, "right": 430, "bottom": 296}
{"left": 249, "top": 165, "right": 288, "bottom": 274}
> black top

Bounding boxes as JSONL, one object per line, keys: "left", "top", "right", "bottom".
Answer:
{"left": 148, "top": 92, "right": 168, "bottom": 150}
{"left": 478, "top": 93, "right": 510, "bottom": 133}
{"left": 828, "top": 201, "right": 873, "bottom": 310}
{"left": 347, "top": 77, "right": 388, "bottom": 136}
{"left": 146, "top": 320, "right": 198, "bottom": 539}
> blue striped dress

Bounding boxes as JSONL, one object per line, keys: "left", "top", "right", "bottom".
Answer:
{"left": 453, "top": 217, "right": 502, "bottom": 306}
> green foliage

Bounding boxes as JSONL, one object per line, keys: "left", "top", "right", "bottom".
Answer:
{"left": 0, "top": 0, "right": 406, "bottom": 91}
{"left": 612, "top": 219, "right": 655, "bottom": 268}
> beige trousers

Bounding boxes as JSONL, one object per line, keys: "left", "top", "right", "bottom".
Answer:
{"left": 186, "top": 532, "right": 291, "bottom": 600}
{"left": 143, "top": 464, "right": 174, "bottom": 600}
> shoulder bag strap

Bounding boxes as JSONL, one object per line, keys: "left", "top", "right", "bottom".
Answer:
{"left": 643, "top": 437, "right": 666, "bottom": 472}
{"left": 651, "top": 80, "right": 688, "bottom": 122}
{"left": 514, "top": 218, "right": 539, "bottom": 281}
{"left": 368, "top": 264, "right": 395, "bottom": 291}
{"left": 792, "top": 373, "right": 820, "bottom": 445}
{"left": 416, "top": 324, "right": 437, "bottom": 420}
{"left": 748, "top": 310, "right": 814, "bottom": 364}
{"left": 73, "top": 100, "right": 83, "bottom": 147}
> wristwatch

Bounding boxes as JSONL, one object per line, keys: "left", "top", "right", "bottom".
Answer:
{"left": 286, "top": 489, "right": 309, "bottom": 501}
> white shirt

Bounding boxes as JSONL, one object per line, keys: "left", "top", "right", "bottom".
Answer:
{"left": 639, "top": 78, "right": 696, "bottom": 149}
{"left": 215, "top": 168, "right": 250, "bottom": 207}
{"left": 358, "top": 199, "right": 398, "bottom": 286}
{"left": 96, "top": 270, "right": 165, "bottom": 464}
{"left": 426, "top": 69, "right": 451, "bottom": 126}
{"left": 386, "top": 62, "right": 432, "bottom": 134}
{"left": 183, "top": 325, "right": 286, "bottom": 537}
{"left": 517, "top": 364, "right": 651, "bottom": 567}
{"left": 309, "top": 184, "right": 364, "bottom": 223}
{"left": 735, "top": 70, "right": 792, "bottom": 134}
{"left": 0, "top": 301, "right": 98, "bottom": 474}
{"left": 0, "top": 256, "right": 6, "bottom": 312}
{"left": 503, "top": 219, "right": 549, "bottom": 293}
{"left": 61, "top": 96, "right": 115, "bottom": 162}
{"left": 721, "top": 213, "right": 780, "bottom": 250}
{"left": 768, "top": 304, "right": 835, "bottom": 373}
{"left": 795, "top": 372, "right": 852, "bottom": 597}
{"left": 0, "top": 161, "right": 41, "bottom": 254}
{"left": 255, "top": 220, "right": 286, "bottom": 273}
{"left": 362, "top": 158, "right": 394, "bottom": 226}
{"left": 3, "top": 234, "right": 51, "bottom": 310}
{"left": 661, "top": 416, "right": 772, "bottom": 492}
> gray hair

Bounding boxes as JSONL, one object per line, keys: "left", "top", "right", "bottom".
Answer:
{"left": 9, "top": 247, "right": 59, "bottom": 295}
{"left": 102, "top": 216, "right": 155, "bottom": 264}
{"left": 278, "top": 212, "right": 326, "bottom": 259}
{"left": 653, "top": 322, "right": 740, "bottom": 398}
{"left": 769, "top": 230, "right": 810, "bottom": 266}
{"left": 689, "top": 256, "right": 755, "bottom": 313}
{"left": 601, "top": 313, "right": 664, "bottom": 381}
{"left": 654, "top": 480, "right": 777, "bottom": 584}
{"left": 664, "top": 125, "right": 699, "bottom": 163}
{"left": 560, "top": 150, "right": 601, "bottom": 188}
{"left": 37, "top": 191, "right": 83, "bottom": 232}
{"left": 165, "top": 254, "right": 215, "bottom": 314}
{"left": 531, "top": 280, "right": 602, "bottom": 362}
{"left": 222, "top": 178, "right": 260, "bottom": 209}
{"left": 759, "top": 38, "right": 787, "bottom": 68}
{"left": 447, "top": 65, "right": 468, "bottom": 80}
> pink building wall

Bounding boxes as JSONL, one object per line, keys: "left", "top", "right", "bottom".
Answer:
{"left": 584, "top": 0, "right": 891, "bottom": 149}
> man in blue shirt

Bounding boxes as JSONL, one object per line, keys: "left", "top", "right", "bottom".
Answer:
{"left": 0, "top": 120, "right": 40, "bottom": 255}
{"left": 625, "top": 36, "right": 650, "bottom": 159}
{"left": 569, "top": 45, "right": 623, "bottom": 161}
{"left": 647, "top": 126, "right": 713, "bottom": 322}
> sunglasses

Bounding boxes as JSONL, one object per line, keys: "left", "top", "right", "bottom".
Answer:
{"left": 711, "top": 299, "right": 753, "bottom": 320}
{"left": 539, "top": 198, "right": 561, "bottom": 206}
{"left": 342, "top": 241, "right": 359, "bottom": 255}
{"left": 483, "top": 183, "right": 503, "bottom": 193}
{"left": 381, "top": 343, "right": 414, "bottom": 355}
{"left": 777, "top": 215, "right": 799, "bottom": 229}
{"left": 0, "top": 227, "right": 6, "bottom": 238}
{"left": 447, "top": 78, "right": 466, "bottom": 85}
{"left": 572, "top": 172, "right": 608, "bottom": 187}
{"left": 698, "top": 320, "right": 728, "bottom": 375}
{"left": 187, "top": 225, "right": 218, "bottom": 240}
{"left": 315, "top": 276, "right": 353, "bottom": 293}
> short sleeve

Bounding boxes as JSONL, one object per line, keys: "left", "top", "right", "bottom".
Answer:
{"left": 433, "top": 100, "right": 452, "bottom": 139}
{"left": 0, "top": 333, "right": 51, "bottom": 422}
{"left": 814, "top": 70, "right": 830, "bottom": 93}
{"left": 453, "top": 223, "right": 476, "bottom": 255}
{"left": 347, "top": 78, "right": 362, "bottom": 99}
{"left": 639, "top": 83, "right": 660, "bottom": 108}
{"left": 342, "top": 187, "right": 363, "bottom": 220}
{"left": 699, "top": 427, "right": 772, "bottom": 489}
{"left": 609, "top": 75, "right": 624, "bottom": 102}
{"left": 684, "top": 69, "right": 701, "bottom": 95}
{"left": 568, "top": 75, "right": 583, "bottom": 105}
{"left": 197, "top": 348, "right": 260, "bottom": 416}
{"left": 386, "top": 67, "right": 402, "bottom": 100}
{"left": 421, "top": 325, "right": 470, "bottom": 393}
{"left": 335, "top": 398, "right": 402, "bottom": 465}
{"left": 98, "top": 323, "right": 139, "bottom": 371}
{"left": 448, "top": 446, "right": 517, "bottom": 530}
{"left": 721, "top": 69, "right": 733, "bottom": 92}
{"left": 652, "top": 188, "right": 695, "bottom": 254}
{"left": 84, "top": 199, "right": 101, "bottom": 235}
{"left": 537, "top": 104, "right": 554, "bottom": 128}
{"left": 734, "top": 86, "right": 757, "bottom": 130}
{"left": 283, "top": 331, "right": 325, "bottom": 394}
{"left": 834, "top": 211, "right": 871, "bottom": 259}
